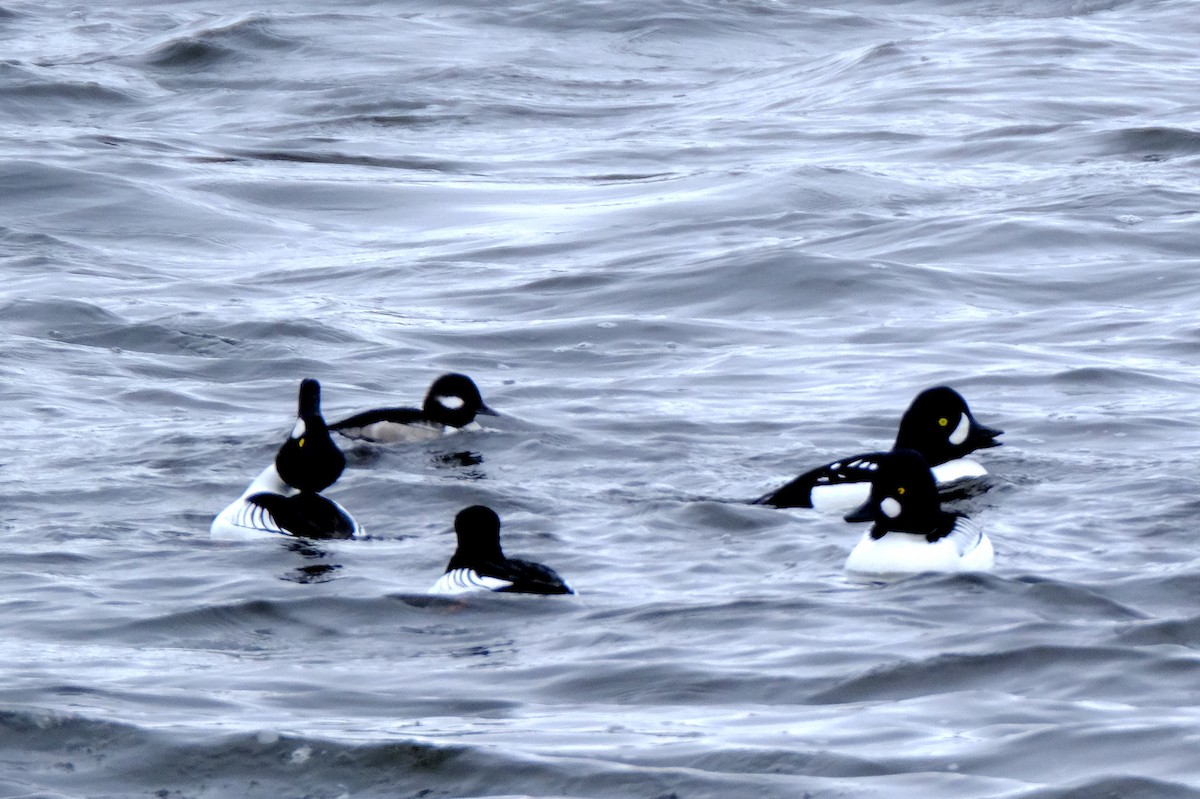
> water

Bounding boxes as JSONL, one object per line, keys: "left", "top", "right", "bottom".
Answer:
{"left": 3, "top": 0, "right": 1200, "bottom": 796}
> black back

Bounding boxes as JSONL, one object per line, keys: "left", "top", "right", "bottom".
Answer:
{"left": 328, "top": 406, "right": 425, "bottom": 432}
{"left": 753, "top": 452, "right": 888, "bottom": 508}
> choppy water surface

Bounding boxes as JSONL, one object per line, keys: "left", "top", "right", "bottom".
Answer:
{"left": 3, "top": 0, "right": 1200, "bottom": 796}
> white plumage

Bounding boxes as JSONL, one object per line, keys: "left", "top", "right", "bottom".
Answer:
{"left": 845, "top": 516, "right": 994, "bottom": 575}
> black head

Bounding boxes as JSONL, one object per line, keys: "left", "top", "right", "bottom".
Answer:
{"left": 451, "top": 505, "right": 506, "bottom": 564}
{"left": 893, "top": 386, "right": 1003, "bottom": 466}
{"left": 844, "top": 449, "right": 952, "bottom": 536}
{"left": 297, "top": 377, "right": 321, "bottom": 419}
{"left": 423, "top": 373, "right": 497, "bottom": 428}
{"left": 275, "top": 378, "right": 346, "bottom": 493}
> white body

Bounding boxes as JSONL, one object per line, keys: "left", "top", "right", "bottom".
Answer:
{"left": 429, "top": 568, "right": 513, "bottom": 595}
{"left": 844, "top": 517, "right": 994, "bottom": 575}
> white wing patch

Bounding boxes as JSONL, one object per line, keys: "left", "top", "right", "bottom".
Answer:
{"left": 949, "top": 413, "right": 969, "bottom": 446}
{"left": 429, "top": 568, "right": 513, "bottom": 595}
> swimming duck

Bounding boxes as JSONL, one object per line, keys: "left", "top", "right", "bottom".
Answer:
{"left": 430, "top": 505, "right": 573, "bottom": 595}
{"left": 211, "top": 379, "right": 362, "bottom": 540}
{"left": 842, "top": 448, "right": 993, "bottom": 574}
{"left": 755, "top": 386, "right": 1002, "bottom": 511}
{"left": 330, "top": 373, "right": 497, "bottom": 443}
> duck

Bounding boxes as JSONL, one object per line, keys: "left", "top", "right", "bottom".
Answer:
{"left": 329, "top": 373, "right": 497, "bottom": 443}
{"left": 842, "top": 449, "right": 993, "bottom": 574}
{"left": 754, "top": 386, "right": 1002, "bottom": 511}
{"left": 211, "top": 379, "right": 362, "bottom": 540}
{"left": 430, "top": 505, "right": 574, "bottom": 595}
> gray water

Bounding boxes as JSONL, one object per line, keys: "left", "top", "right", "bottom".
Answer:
{"left": 3, "top": 0, "right": 1200, "bottom": 796}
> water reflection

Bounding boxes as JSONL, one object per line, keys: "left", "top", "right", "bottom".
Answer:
{"left": 433, "top": 450, "right": 484, "bottom": 472}
{"left": 280, "top": 539, "right": 343, "bottom": 584}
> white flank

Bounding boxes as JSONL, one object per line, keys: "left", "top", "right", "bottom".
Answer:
{"left": 429, "top": 568, "right": 514, "bottom": 595}
{"left": 211, "top": 464, "right": 292, "bottom": 538}
{"left": 932, "top": 458, "right": 987, "bottom": 484}
{"left": 353, "top": 420, "right": 443, "bottom": 443}
{"left": 844, "top": 519, "right": 993, "bottom": 575}
{"left": 810, "top": 481, "right": 871, "bottom": 512}
{"left": 244, "top": 463, "right": 293, "bottom": 496}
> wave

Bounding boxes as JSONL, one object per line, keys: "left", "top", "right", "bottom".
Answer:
{"left": 136, "top": 14, "right": 298, "bottom": 71}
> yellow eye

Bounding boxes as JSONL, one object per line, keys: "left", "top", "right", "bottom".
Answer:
{"left": 897, "top": 486, "right": 906, "bottom": 495}
{"left": 298, "top": 438, "right": 306, "bottom": 448}
{"left": 938, "top": 417, "right": 948, "bottom": 427}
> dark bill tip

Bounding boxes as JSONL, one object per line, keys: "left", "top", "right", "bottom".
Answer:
{"left": 973, "top": 424, "right": 1004, "bottom": 447}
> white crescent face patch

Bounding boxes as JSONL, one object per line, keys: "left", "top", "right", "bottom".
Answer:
{"left": 436, "top": 395, "right": 465, "bottom": 410}
{"left": 881, "top": 497, "right": 902, "bottom": 519}
{"left": 291, "top": 419, "right": 307, "bottom": 439}
{"left": 949, "top": 413, "right": 969, "bottom": 446}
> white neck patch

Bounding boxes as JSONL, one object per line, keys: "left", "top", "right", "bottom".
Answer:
{"left": 881, "top": 497, "right": 902, "bottom": 518}
{"left": 291, "top": 419, "right": 307, "bottom": 439}
{"left": 949, "top": 413, "right": 969, "bottom": 446}
{"left": 437, "top": 395, "right": 466, "bottom": 410}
